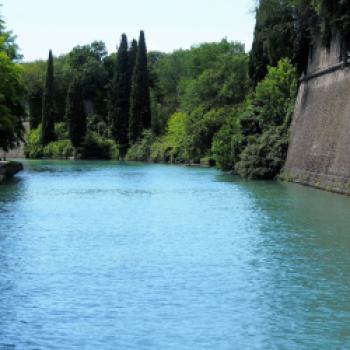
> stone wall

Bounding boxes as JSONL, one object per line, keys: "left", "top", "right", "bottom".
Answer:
{"left": 283, "top": 37, "right": 350, "bottom": 195}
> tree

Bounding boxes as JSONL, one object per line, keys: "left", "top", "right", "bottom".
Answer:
{"left": 129, "top": 30, "right": 151, "bottom": 143}
{"left": 0, "top": 50, "right": 26, "bottom": 152}
{"left": 249, "top": 0, "right": 296, "bottom": 86}
{"left": 109, "top": 34, "right": 130, "bottom": 156}
{"left": 0, "top": 13, "right": 26, "bottom": 152}
{"left": 128, "top": 39, "right": 138, "bottom": 78}
{"left": 66, "top": 75, "right": 86, "bottom": 149}
{"left": 22, "top": 60, "right": 46, "bottom": 129}
{"left": 236, "top": 59, "right": 298, "bottom": 179}
{"left": 41, "top": 50, "right": 56, "bottom": 145}
{"left": 0, "top": 13, "right": 21, "bottom": 60}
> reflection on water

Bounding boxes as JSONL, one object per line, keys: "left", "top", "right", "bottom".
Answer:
{"left": 1, "top": 160, "right": 350, "bottom": 349}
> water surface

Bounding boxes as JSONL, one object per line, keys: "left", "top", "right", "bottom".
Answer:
{"left": 1, "top": 160, "right": 350, "bottom": 349}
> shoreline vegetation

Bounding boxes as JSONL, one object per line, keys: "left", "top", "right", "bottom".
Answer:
{"left": 2, "top": 1, "right": 350, "bottom": 180}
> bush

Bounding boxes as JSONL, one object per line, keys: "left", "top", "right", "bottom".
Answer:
{"left": 24, "top": 125, "right": 44, "bottom": 158}
{"left": 125, "top": 130, "right": 154, "bottom": 161}
{"left": 43, "top": 140, "right": 74, "bottom": 159}
{"left": 185, "top": 108, "right": 227, "bottom": 162}
{"left": 235, "top": 123, "right": 290, "bottom": 179}
{"left": 212, "top": 108, "right": 244, "bottom": 170}
{"left": 55, "top": 122, "right": 69, "bottom": 140}
{"left": 200, "top": 156, "right": 216, "bottom": 167}
{"left": 213, "top": 59, "right": 297, "bottom": 178}
{"left": 81, "top": 131, "right": 118, "bottom": 159}
{"left": 150, "top": 139, "right": 168, "bottom": 163}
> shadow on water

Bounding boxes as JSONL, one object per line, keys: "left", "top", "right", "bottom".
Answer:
{"left": 0, "top": 177, "right": 24, "bottom": 204}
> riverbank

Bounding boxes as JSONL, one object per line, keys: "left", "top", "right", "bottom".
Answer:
{"left": 0, "top": 161, "right": 23, "bottom": 183}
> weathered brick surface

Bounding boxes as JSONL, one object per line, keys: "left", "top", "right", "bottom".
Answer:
{"left": 283, "top": 38, "right": 350, "bottom": 195}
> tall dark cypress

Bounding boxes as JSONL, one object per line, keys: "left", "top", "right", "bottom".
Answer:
{"left": 109, "top": 34, "right": 130, "bottom": 156}
{"left": 41, "top": 50, "right": 56, "bottom": 145}
{"left": 129, "top": 31, "right": 151, "bottom": 143}
{"left": 128, "top": 39, "right": 138, "bottom": 78}
{"left": 66, "top": 76, "right": 86, "bottom": 149}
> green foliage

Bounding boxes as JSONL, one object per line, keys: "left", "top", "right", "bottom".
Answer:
{"left": 125, "top": 130, "right": 154, "bottom": 161}
{"left": 185, "top": 108, "right": 228, "bottom": 161}
{"left": 129, "top": 31, "right": 151, "bottom": 143}
{"left": 66, "top": 76, "right": 86, "bottom": 148}
{"left": 249, "top": 0, "right": 314, "bottom": 85}
{"left": 150, "top": 112, "right": 188, "bottom": 163}
{"left": 87, "top": 114, "right": 109, "bottom": 138}
{"left": 181, "top": 53, "right": 249, "bottom": 113}
{"left": 43, "top": 140, "right": 74, "bottom": 159}
{"left": 65, "top": 41, "right": 109, "bottom": 120}
{"left": 253, "top": 58, "right": 297, "bottom": 130}
{"left": 235, "top": 59, "right": 297, "bottom": 179}
{"left": 24, "top": 125, "right": 43, "bottom": 158}
{"left": 67, "top": 41, "right": 107, "bottom": 70}
{"left": 0, "top": 12, "right": 26, "bottom": 152}
{"left": 81, "top": 131, "right": 118, "bottom": 159}
{"left": 22, "top": 60, "right": 46, "bottom": 128}
{"left": 25, "top": 125, "right": 117, "bottom": 160}
{"left": 0, "top": 50, "right": 26, "bottom": 151}
{"left": 109, "top": 34, "right": 131, "bottom": 156}
{"left": 20, "top": 23, "right": 301, "bottom": 181}
{"left": 55, "top": 122, "right": 69, "bottom": 140}
{"left": 128, "top": 39, "right": 138, "bottom": 80}
{"left": 314, "top": 0, "right": 350, "bottom": 53}
{"left": 200, "top": 156, "right": 216, "bottom": 167}
{"left": 235, "top": 117, "right": 291, "bottom": 179}
{"left": 212, "top": 59, "right": 297, "bottom": 178}
{"left": 0, "top": 13, "right": 21, "bottom": 60}
{"left": 212, "top": 109, "right": 245, "bottom": 170}
{"left": 41, "top": 50, "right": 56, "bottom": 145}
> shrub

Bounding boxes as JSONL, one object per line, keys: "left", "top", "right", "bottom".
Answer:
{"left": 43, "top": 140, "right": 74, "bottom": 159}
{"left": 125, "top": 130, "right": 154, "bottom": 161}
{"left": 81, "top": 131, "right": 118, "bottom": 159}
{"left": 55, "top": 122, "right": 69, "bottom": 140}
{"left": 235, "top": 107, "right": 293, "bottom": 179}
{"left": 200, "top": 156, "right": 216, "bottom": 167}
{"left": 24, "top": 125, "right": 44, "bottom": 158}
{"left": 212, "top": 108, "right": 244, "bottom": 170}
{"left": 150, "top": 139, "right": 168, "bottom": 163}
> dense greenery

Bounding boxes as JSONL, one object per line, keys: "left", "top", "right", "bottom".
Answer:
{"left": 0, "top": 11, "right": 26, "bottom": 153}
{"left": 66, "top": 76, "right": 86, "bottom": 149}
{"left": 109, "top": 34, "right": 131, "bottom": 156}
{"left": 41, "top": 50, "right": 56, "bottom": 145}
{"left": 4, "top": 1, "right": 349, "bottom": 179}
{"left": 129, "top": 31, "right": 151, "bottom": 143}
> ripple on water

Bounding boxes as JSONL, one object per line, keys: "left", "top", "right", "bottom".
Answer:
{"left": 1, "top": 160, "right": 350, "bottom": 349}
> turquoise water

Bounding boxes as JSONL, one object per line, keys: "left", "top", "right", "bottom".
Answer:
{"left": 1, "top": 160, "right": 350, "bottom": 349}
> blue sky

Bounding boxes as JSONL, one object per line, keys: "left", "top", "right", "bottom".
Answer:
{"left": 1, "top": 0, "right": 256, "bottom": 61}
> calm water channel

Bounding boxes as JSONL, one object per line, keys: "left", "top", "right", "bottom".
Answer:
{"left": 1, "top": 160, "right": 350, "bottom": 349}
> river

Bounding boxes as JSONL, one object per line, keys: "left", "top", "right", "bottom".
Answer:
{"left": 1, "top": 160, "right": 350, "bottom": 349}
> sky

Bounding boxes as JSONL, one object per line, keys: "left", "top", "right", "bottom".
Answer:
{"left": 1, "top": 0, "right": 256, "bottom": 62}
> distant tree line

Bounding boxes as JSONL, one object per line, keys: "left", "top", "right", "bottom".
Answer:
{"left": 2, "top": 1, "right": 350, "bottom": 179}
{"left": 33, "top": 30, "right": 151, "bottom": 159}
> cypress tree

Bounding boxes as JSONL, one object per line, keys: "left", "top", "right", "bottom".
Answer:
{"left": 109, "top": 34, "right": 130, "bottom": 156}
{"left": 66, "top": 76, "right": 86, "bottom": 149}
{"left": 129, "top": 39, "right": 138, "bottom": 78}
{"left": 41, "top": 50, "right": 56, "bottom": 145}
{"left": 129, "top": 31, "right": 151, "bottom": 143}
